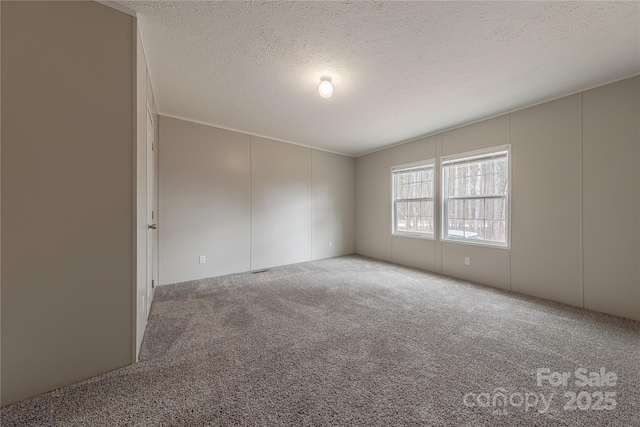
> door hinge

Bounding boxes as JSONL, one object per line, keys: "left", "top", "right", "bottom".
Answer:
{"left": 152, "top": 279, "right": 155, "bottom": 289}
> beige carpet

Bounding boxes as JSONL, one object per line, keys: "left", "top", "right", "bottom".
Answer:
{"left": 2, "top": 255, "right": 639, "bottom": 426}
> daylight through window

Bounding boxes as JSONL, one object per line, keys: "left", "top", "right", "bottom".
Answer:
{"left": 442, "top": 146, "right": 510, "bottom": 246}
{"left": 392, "top": 160, "right": 435, "bottom": 238}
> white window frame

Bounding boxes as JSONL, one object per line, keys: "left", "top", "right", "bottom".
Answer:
{"left": 441, "top": 145, "right": 511, "bottom": 248}
{"left": 391, "top": 159, "right": 436, "bottom": 239}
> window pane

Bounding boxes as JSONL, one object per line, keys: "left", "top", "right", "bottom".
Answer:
{"left": 464, "top": 198, "right": 484, "bottom": 220}
{"left": 419, "top": 216, "right": 434, "bottom": 233}
{"left": 413, "top": 181, "right": 422, "bottom": 199}
{"left": 395, "top": 179, "right": 403, "bottom": 199}
{"left": 392, "top": 161, "right": 435, "bottom": 237}
{"left": 399, "top": 180, "right": 408, "bottom": 198}
{"left": 424, "top": 178, "right": 434, "bottom": 198}
{"left": 420, "top": 200, "right": 434, "bottom": 233}
{"left": 485, "top": 220, "right": 506, "bottom": 243}
{"left": 420, "top": 200, "right": 433, "bottom": 217}
{"left": 442, "top": 148, "right": 509, "bottom": 246}
{"left": 447, "top": 199, "right": 464, "bottom": 220}
{"left": 446, "top": 199, "right": 464, "bottom": 232}
{"left": 487, "top": 172, "right": 508, "bottom": 196}
{"left": 485, "top": 198, "right": 506, "bottom": 221}
{"left": 464, "top": 219, "right": 484, "bottom": 238}
{"left": 395, "top": 201, "right": 408, "bottom": 232}
{"left": 447, "top": 156, "right": 507, "bottom": 198}
{"left": 406, "top": 201, "right": 421, "bottom": 232}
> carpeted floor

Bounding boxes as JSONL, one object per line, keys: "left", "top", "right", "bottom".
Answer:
{"left": 2, "top": 255, "right": 639, "bottom": 426}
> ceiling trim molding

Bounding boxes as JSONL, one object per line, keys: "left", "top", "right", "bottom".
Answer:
{"left": 158, "top": 113, "right": 355, "bottom": 158}
{"left": 357, "top": 71, "right": 640, "bottom": 158}
{"left": 95, "top": 1, "right": 137, "bottom": 17}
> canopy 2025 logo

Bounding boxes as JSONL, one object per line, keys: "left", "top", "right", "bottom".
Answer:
{"left": 537, "top": 367, "right": 617, "bottom": 411}
{"left": 462, "top": 367, "right": 618, "bottom": 416}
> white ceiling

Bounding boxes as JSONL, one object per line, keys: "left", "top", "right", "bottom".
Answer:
{"left": 118, "top": 1, "right": 640, "bottom": 157}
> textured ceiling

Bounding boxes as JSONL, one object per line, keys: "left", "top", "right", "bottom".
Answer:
{"left": 118, "top": 1, "right": 640, "bottom": 156}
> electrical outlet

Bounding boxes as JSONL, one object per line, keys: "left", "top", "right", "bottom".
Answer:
{"left": 464, "top": 257, "right": 470, "bottom": 266}
{"left": 329, "top": 241, "right": 333, "bottom": 248}
{"left": 199, "top": 255, "right": 206, "bottom": 264}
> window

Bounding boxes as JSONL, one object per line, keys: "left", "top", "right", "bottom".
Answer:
{"left": 392, "top": 160, "right": 435, "bottom": 238}
{"left": 442, "top": 146, "right": 510, "bottom": 247}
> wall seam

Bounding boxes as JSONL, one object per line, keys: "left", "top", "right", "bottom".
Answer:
{"left": 579, "top": 93, "right": 585, "bottom": 309}
{"left": 390, "top": 149, "right": 394, "bottom": 264}
{"left": 354, "top": 157, "right": 358, "bottom": 255}
{"left": 130, "top": 17, "right": 138, "bottom": 364}
{"left": 156, "top": 116, "right": 161, "bottom": 288}
{"left": 310, "top": 149, "right": 314, "bottom": 261}
{"left": 388, "top": 150, "right": 393, "bottom": 262}
{"left": 249, "top": 135, "right": 253, "bottom": 271}
{"left": 0, "top": 0, "right": 3, "bottom": 408}
{"left": 437, "top": 134, "right": 443, "bottom": 274}
{"left": 508, "top": 114, "right": 512, "bottom": 292}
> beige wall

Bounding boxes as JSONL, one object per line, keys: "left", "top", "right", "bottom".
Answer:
{"left": 583, "top": 78, "right": 640, "bottom": 320}
{"left": 1, "top": 1, "right": 135, "bottom": 405}
{"left": 355, "top": 77, "right": 640, "bottom": 321}
{"left": 510, "top": 95, "right": 582, "bottom": 306}
{"left": 312, "top": 150, "right": 355, "bottom": 260}
{"left": 0, "top": 0, "right": 3, "bottom": 408}
{"left": 158, "top": 116, "right": 355, "bottom": 284}
{"left": 159, "top": 117, "right": 251, "bottom": 285}
{"left": 251, "top": 137, "right": 313, "bottom": 270}
{"left": 355, "top": 149, "right": 393, "bottom": 261}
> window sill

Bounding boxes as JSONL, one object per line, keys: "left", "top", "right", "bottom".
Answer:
{"left": 392, "top": 233, "right": 435, "bottom": 240}
{"left": 441, "top": 237, "right": 510, "bottom": 250}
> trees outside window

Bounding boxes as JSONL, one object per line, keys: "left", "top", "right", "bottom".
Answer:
{"left": 442, "top": 146, "right": 510, "bottom": 246}
{"left": 392, "top": 160, "right": 435, "bottom": 238}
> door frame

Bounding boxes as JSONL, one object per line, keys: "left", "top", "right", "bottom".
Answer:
{"left": 145, "top": 104, "right": 156, "bottom": 317}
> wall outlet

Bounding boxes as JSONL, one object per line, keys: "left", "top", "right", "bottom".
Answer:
{"left": 329, "top": 241, "right": 333, "bottom": 248}
{"left": 199, "top": 255, "right": 206, "bottom": 264}
{"left": 464, "top": 257, "right": 470, "bottom": 266}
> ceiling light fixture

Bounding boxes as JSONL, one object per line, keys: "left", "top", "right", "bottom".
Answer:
{"left": 318, "top": 76, "right": 333, "bottom": 98}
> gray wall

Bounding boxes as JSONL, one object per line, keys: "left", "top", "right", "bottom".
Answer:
{"left": 251, "top": 137, "right": 313, "bottom": 270}
{"left": 312, "top": 150, "right": 356, "bottom": 260}
{"left": 1, "top": 0, "right": 3, "bottom": 408}
{"left": 583, "top": 78, "right": 640, "bottom": 320}
{"left": 510, "top": 95, "right": 582, "bottom": 306}
{"left": 355, "top": 77, "right": 640, "bottom": 321}
{"left": 159, "top": 117, "right": 252, "bottom": 284}
{"left": 159, "top": 116, "right": 355, "bottom": 285}
{"left": 1, "top": 1, "right": 135, "bottom": 405}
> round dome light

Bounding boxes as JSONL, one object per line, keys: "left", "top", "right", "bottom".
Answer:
{"left": 318, "top": 77, "right": 333, "bottom": 98}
